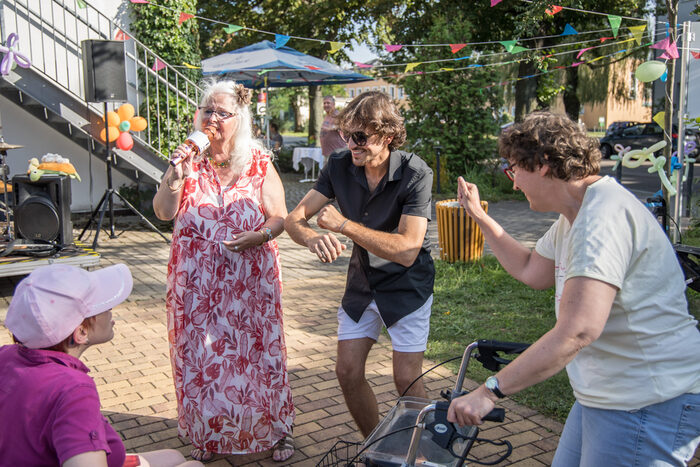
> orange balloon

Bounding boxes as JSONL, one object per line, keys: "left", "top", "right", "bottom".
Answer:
{"left": 129, "top": 116, "right": 147, "bottom": 132}
{"left": 117, "top": 103, "right": 135, "bottom": 122}
{"left": 116, "top": 132, "right": 134, "bottom": 151}
{"left": 107, "top": 111, "right": 120, "bottom": 127}
{"left": 99, "top": 126, "right": 120, "bottom": 142}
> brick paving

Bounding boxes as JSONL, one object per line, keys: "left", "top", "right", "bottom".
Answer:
{"left": 0, "top": 171, "right": 696, "bottom": 466}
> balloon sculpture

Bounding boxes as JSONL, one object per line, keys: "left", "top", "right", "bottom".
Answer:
{"left": 98, "top": 103, "right": 148, "bottom": 151}
{"left": 612, "top": 140, "right": 678, "bottom": 195}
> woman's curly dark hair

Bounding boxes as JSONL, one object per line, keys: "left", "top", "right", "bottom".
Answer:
{"left": 499, "top": 111, "right": 601, "bottom": 181}
{"left": 337, "top": 91, "right": 407, "bottom": 151}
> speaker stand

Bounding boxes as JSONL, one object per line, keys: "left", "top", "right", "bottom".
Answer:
{"left": 78, "top": 103, "right": 170, "bottom": 249}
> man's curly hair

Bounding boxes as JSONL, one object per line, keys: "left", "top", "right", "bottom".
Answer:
{"left": 499, "top": 111, "right": 601, "bottom": 181}
{"left": 337, "top": 91, "right": 407, "bottom": 151}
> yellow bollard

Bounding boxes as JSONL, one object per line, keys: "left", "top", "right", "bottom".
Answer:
{"left": 435, "top": 199, "right": 488, "bottom": 263}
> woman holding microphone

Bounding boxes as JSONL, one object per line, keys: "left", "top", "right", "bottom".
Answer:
{"left": 153, "top": 80, "right": 294, "bottom": 462}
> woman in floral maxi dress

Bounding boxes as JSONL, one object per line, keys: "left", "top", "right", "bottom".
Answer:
{"left": 153, "top": 80, "right": 294, "bottom": 462}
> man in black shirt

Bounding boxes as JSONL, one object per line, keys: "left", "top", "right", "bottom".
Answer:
{"left": 285, "top": 91, "right": 435, "bottom": 437}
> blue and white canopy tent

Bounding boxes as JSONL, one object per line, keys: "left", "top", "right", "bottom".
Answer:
{"left": 201, "top": 40, "right": 371, "bottom": 88}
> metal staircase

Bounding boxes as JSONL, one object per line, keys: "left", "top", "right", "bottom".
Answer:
{"left": 0, "top": 0, "right": 202, "bottom": 184}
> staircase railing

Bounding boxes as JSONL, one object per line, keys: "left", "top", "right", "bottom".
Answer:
{"left": 0, "top": 0, "right": 202, "bottom": 161}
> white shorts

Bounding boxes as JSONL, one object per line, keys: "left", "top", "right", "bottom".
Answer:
{"left": 337, "top": 295, "right": 433, "bottom": 353}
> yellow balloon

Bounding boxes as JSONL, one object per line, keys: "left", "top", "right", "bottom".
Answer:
{"left": 117, "top": 103, "right": 135, "bottom": 122}
{"left": 129, "top": 116, "right": 148, "bottom": 132}
{"left": 100, "top": 126, "right": 120, "bottom": 142}
{"left": 107, "top": 111, "right": 121, "bottom": 127}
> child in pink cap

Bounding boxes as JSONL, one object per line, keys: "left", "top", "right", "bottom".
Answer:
{"left": 0, "top": 264, "right": 203, "bottom": 467}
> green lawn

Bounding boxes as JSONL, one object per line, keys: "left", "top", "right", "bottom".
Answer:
{"left": 429, "top": 254, "right": 699, "bottom": 423}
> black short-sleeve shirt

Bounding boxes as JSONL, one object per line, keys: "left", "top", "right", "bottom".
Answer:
{"left": 313, "top": 149, "right": 435, "bottom": 327}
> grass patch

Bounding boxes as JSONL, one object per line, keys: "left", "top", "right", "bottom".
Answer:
{"left": 428, "top": 256, "right": 573, "bottom": 422}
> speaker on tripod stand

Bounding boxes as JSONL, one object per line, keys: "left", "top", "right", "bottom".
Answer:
{"left": 78, "top": 39, "right": 169, "bottom": 249}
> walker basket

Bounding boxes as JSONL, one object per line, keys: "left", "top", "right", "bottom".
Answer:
{"left": 435, "top": 199, "right": 488, "bottom": 263}
{"left": 316, "top": 440, "right": 363, "bottom": 467}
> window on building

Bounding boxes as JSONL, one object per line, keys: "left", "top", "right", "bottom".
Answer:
{"left": 390, "top": 86, "right": 395, "bottom": 97}
{"left": 349, "top": 89, "right": 355, "bottom": 98}
{"left": 365, "top": 87, "right": 370, "bottom": 92}
{"left": 629, "top": 72, "right": 637, "bottom": 99}
{"left": 381, "top": 86, "right": 387, "bottom": 94}
{"left": 398, "top": 87, "right": 404, "bottom": 98}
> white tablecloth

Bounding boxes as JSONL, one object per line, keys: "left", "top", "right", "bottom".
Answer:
{"left": 292, "top": 147, "right": 324, "bottom": 172}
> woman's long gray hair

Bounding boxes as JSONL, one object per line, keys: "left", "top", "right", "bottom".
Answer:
{"left": 194, "top": 79, "right": 267, "bottom": 171}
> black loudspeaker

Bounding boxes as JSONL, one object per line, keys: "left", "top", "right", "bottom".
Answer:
{"left": 12, "top": 175, "right": 73, "bottom": 245}
{"left": 82, "top": 39, "right": 127, "bottom": 102}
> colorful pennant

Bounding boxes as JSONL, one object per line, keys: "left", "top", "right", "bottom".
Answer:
{"left": 328, "top": 42, "right": 345, "bottom": 54}
{"left": 405, "top": 62, "right": 421, "bottom": 72}
{"left": 151, "top": 58, "right": 166, "bottom": 71}
{"left": 561, "top": 24, "right": 578, "bottom": 36}
{"left": 576, "top": 47, "right": 593, "bottom": 59}
{"left": 183, "top": 62, "right": 200, "bottom": 69}
{"left": 491, "top": 0, "right": 503, "bottom": 6}
{"left": 114, "top": 29, "right": 129, "bottom": 41}
{"left": 652, "top": 37, "right": 679, "bottom": 60}
{"left": 130, "top": 0, "right": 149, "bottom": 3}
{"left": 450, "top": 44, "right": 467, "bottom": 54}
{"left": 354, "top": 62, "right": 373, "bottom": 68}
{"left": 628, "top": 25, "right": 646, "bottom": 45}
{"left": 178, "top": 12, "right": 194, "bottom": 24}
{"left": 546, "top": 5, "right": 563, "bottom": 16}
{"left": 385, "top": 44, "right": 403, "bottom": 52}
{"left": 692, "top": 51, "right": 700, "bottom": 59}
{"left": 223, "top": 24, "right": 243, "bottom": 34}
{"left": 607, "top": 15, "right": 622, "bottom": 37}
{"left": 77, "top": 0, "right": 87, "bottom": 8}
{"left": 275, "top": 34, "right": 290, "bottom": 48}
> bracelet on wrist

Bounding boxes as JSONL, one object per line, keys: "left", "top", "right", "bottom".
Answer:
{"left": 258, "top": 227, "right": 273, "bottom": 244}
{"left": 339, "top": 219, "right": 349, "bottom": 233}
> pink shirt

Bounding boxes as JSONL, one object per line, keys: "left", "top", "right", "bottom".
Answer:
{"left": 0, "top": 345, "right": 126, "bottom": 467}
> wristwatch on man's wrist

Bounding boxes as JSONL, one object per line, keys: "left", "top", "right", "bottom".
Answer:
{"left": 485, "top": 376, "right": 506, "bottom": 399}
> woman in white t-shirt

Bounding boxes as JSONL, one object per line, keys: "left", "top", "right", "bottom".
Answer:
{"left": 448, "top": 111, "right": 700, "bottom": 466}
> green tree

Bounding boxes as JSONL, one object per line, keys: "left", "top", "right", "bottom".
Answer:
{"left": 387, "top": 12, "right": 505, "bottom": 185}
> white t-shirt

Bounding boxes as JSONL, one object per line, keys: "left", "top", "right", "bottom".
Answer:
{"left": 535, "top": 176, "right": 700, "bottom": 410}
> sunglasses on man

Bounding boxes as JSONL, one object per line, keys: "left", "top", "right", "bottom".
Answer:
{"left": 340, "top": 131, "right": 374, "bottom": 147}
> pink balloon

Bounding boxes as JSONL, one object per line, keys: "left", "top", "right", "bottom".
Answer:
{"left": 116, "top": 132, "right": 134, "bottom": 151}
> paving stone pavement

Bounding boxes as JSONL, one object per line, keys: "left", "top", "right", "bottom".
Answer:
{"left": 0, "top": 172, "right": 696, "bottom": 466}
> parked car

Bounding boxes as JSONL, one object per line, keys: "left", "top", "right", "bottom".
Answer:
{"left": 598, "top": 122, "right": 696, "bottom": 159}
{"left": 605, "top": 121, "right": 638, "bottom": 136}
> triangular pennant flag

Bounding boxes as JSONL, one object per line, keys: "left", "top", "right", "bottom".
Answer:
{"left": 576, "top": 47, "right": 593, "bottom": 59}
{"left": 223, "top": 24, "right": 243, "bottom": 34}
{"left": 500, "top": 40, "right": 517, "bottom": 52}
{"left": 571, "top": 61, "right": 583, "bottom": 67}
{"left": 692, "top": 51, "right": 700, "bottom": 59}
{"left": 628, "top": 25, "right": 646, "bottom": 45}
{"left": 305, "top": 65, "right": 321, "bottom": 70}
{"left": 275, "top": 34, "right": 290, "bottom": 48}
{"left": 384, "top": 44, "right": 403, "bottom": 52}
{"left": 450, "top": 44, "right": 466, "bottom": 54}
{"left": 183, "top": 62, "right": 200, "bottom": 69}
{"left": 328, "top": 42, "right": 344, "bottom": 54}
{"left": 439, "top": 67, "right": 454, "bottom": 71}
{"left": 653, "top": 111, "right": 665, "bottom": 128}
{"left": 607, "top": 15, "right": 622, "bottom": 37}
{"left": 114, "top": 29, "right": 129, "bottom": 41}
{"left": 151, "top": 58, "right": 166, "bottom": 72}
{"left": 510, "top": 46, "right": 529, "bottom": 53}
{"left": 653, "top": 37, "right": 680, "bottom": 60}
{"left": 130, "top": 0, "right": 149, "bottom": 3}
{"left": 546, "top": 5, "right": 563, "bottom": 15}
{"left": 77, "top": 0, "right": 87, "bottom": 8}
{"left": 354, "top": 62, "right": 373, "bottom": 68}
{"left": 405, "top": 62, "right": 421, "bottom": 73}
{"left": 178, "top": 12, "right": 194, "bottom": 24}
{"left": 491, "top": 0, "right": 503, "bottom": 6}
{"left": 257, "top": 69, "right": 270, "bottom": 75}
{"left": 660, "top": 70, "right": 667, "bottom": 82}
{"left": 561, "top": 24, "right": 578, "bottom": 36}
{"left": 600, "top": 36, "right": 613, "bottom": 42}
{"left": 455, "top": 55, "right": 471, "bottom": 61}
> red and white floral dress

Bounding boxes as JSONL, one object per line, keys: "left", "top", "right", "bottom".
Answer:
{"left": 165, "top": 150, "right": 294, "bottom": 455}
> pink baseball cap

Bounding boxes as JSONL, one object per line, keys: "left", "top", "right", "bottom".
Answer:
{"left": 5, "top": 263, "right": 133, "bottom": 349}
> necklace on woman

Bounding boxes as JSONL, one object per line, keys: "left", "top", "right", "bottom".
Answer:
{"left": 208, "top": 156, "right": 230, "bottom": 168}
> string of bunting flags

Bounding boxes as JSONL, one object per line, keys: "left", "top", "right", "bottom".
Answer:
{"left": 126, "top": 0, "right": 673, "bottom": 58}
{"left": 120, "top": 0, "right": 695, "bottom": 90}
